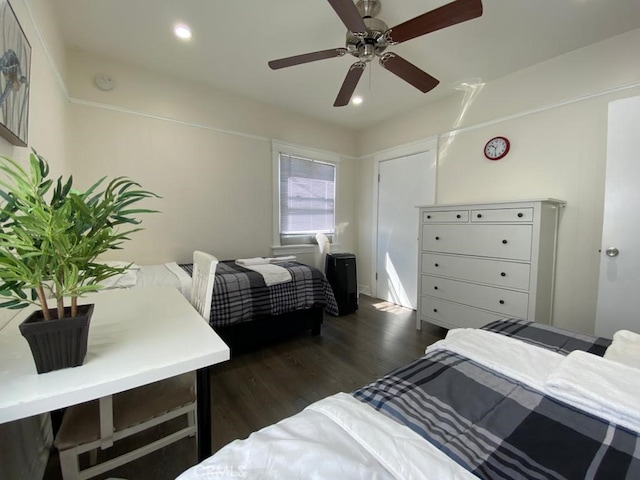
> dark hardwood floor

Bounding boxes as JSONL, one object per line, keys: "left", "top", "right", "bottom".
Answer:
{"left": 44, "top": 295, "right": 446, "bottom": 479}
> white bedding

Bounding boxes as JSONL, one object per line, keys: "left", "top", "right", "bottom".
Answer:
{"left": 426, "top": 328, "right": 564, "bottom": 391}
{"left": 234, "top": 257, "right": 294, "bottom": 285}
{"left": 134, "top": 262, "right": 192, "bottom": 298}
{"left": 545, "top": 350, "right": 640, "bottom": 433}
{"left": 604, "top": 329, "right": 640, "bottom": 369}
{"left": 236, "top": 263, "right": 292, "bottom": 286}
{"left": 176, "top": 393, "right": 478, "bottom": 480}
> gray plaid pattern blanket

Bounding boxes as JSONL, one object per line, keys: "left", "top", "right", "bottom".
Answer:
{"left": 354, "top": 323, "right": 638, "bottom": 480}
{"left": 181, "top": 261, "right": 338, "bottom": 327}
{"left": 482, "top": 318, "right": 612, "bottom": 356}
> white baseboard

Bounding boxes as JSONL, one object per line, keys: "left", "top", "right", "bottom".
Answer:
{"left": 358, "top": 284, "right": 371, "bottom": 296}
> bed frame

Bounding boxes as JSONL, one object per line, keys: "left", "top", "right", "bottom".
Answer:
{"left": 213, "top": 306, "right": 323, "bottom": 355}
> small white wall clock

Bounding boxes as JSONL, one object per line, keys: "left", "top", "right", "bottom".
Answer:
{"left": 484, "top": 136, "right": 510, "bottom": 160}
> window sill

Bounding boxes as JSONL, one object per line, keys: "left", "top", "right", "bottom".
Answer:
{"left": 271, "top": 243, "right": 340, "bottom": 256}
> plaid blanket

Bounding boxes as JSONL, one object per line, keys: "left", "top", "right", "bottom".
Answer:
{"left": 181, "top": 261, "right": 338, "bottom": 327}
{"left": 354, "top": 347, "right": 640, "bottom": 479}
{"left": 482, "top": 318, "right": 612, "bottom": 356}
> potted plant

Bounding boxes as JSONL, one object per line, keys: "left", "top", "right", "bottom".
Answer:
{"left": 0, "top": 151, "right": 158, "bottom": 373}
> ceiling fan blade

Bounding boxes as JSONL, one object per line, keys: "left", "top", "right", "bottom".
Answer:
{"left": 379, "top": 53, "right": 439, "bottom": 93}
{"left": 327, "top": 0, "right": 367, "bottom": 35}
{"left": 386, "top": 0, "right": 483, "bottom": 44}
{"left": 268, "top": 48, "right": 347, "bottom": 70}
{"left": 334, "top": 62, "right": 366, "bottom": 107}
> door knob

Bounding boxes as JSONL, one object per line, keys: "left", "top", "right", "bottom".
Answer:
{"left": 605, "top": 247, "right": 619, "bottom": 257}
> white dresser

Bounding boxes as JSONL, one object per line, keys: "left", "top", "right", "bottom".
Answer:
{"left": 417, "top": 199, "right": 565, "bottom": 330}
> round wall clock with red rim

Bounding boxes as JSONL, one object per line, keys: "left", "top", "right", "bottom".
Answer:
{"left": 484, "top": 136, "right": 510, "bottom": 160}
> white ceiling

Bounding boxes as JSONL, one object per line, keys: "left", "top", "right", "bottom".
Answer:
{"left": 51, "top": 0, "right": 640, "bottom": 130}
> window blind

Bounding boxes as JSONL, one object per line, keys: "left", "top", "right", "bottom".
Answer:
{"left": 279, "top": 154, "right": 335, "bottom": 240}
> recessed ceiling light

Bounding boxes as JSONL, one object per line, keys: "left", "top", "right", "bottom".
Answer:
{"left": 174, "top": 24, "right": 192, "bottom": 40}
{"left": 352, "top": 96, "right": 363, "bottom": 105}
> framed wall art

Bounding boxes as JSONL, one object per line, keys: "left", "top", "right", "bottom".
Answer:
{"left": 0, "top": 0, "right": 30, "bottom": 147}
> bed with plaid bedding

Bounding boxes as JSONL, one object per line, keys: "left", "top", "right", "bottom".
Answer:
{"left": 178, "top": 319, "right": 638, "bottom": 479}
{"left": 354, "top": 324, "right": 638, "bottom": 480}
{"left": 180, "top": 260, "right": 338, "bottom": 328}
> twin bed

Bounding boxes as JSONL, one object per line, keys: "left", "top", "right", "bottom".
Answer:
{"left": 177, "top": 318, "right": 639, "bottom": 479}
{"left": 123, "top": 259, "right": 338, "bottom": 353}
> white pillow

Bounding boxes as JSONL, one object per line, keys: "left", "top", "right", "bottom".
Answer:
{"left": 613, "top": 329, "right": 640, "bottom": 345}
{"left": 604, "top": 343, "right": 640, "bottom": 369}
{"left": 604, "top": 329, "right": 640, "bottom": 369}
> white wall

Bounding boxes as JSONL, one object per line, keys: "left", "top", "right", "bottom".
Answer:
{"left": 357, "top": 28, "right": 640, "bottom": 334}
{"left": 0, "top": 1, "right": 70, "bottom": 478}
{"left": 64, "top": 51, "right": 359, "bottom": 264}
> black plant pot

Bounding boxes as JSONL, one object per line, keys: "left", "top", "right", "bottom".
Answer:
{"left": 19, "top": 304, "right": 94, "bottom": 374}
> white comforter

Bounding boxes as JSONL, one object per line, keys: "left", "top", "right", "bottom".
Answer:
{"left": 176, "top": 393, "right": 478, "bottom": 480}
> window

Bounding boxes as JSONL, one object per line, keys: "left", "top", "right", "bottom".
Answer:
{"left": 273, "top": 142, "right": 338, "bottom": 247}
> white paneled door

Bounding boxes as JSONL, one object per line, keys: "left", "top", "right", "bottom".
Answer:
{"left": 595, "top": 96, "right": 640, "bottom": 337}
{"left": 376, "top": 151, "right": 435, "bottom": 309}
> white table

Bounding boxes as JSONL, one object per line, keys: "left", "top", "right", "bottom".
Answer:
{"left": 0, "top": 287, "right": 230, "bottom": 460}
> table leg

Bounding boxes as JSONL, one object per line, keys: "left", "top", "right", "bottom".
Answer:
{"left": 50, "top": 408, "right": 65, "bottom": 436}
{"left": 196, "top": 366, "right": 212, "bottom": 462}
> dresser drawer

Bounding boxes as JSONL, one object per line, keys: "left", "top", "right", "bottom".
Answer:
{"left": 422, "top": 224, "right": 533, "bottom": 261}
{"left": 422, "top": 210, "right": 469, "bottom": 223}
{"left": 421, "top": 253, "right": 531, "bottom": 290}
{"left": 471, "top": 207, "right": 533, "bottom": 222}
{"left": 421, "top": 276, "right": 529, "bottom": 318}
{"left": 420, "top": 297, "right": 506, "bottom": 329}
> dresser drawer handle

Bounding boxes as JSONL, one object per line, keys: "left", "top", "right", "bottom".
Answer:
{"left": 499, "top": 300, "right": 505, "bottom": 305}
{"left": 434, "top": 286, "right": 438, "bottom": 290}
{"left": 500, "top": 272, "right": 506, "bottom": 277}
{"left": 435, "top": 236, "right": 440, "bottom": 240}
{"left": 456, "top": 214, "right": 461, "bottom": 219}
{"left": 502, "top": 239, "right": 508, "bottom": 244}
{"left": 427, "top": 215, "right": 431, "bottom": 219}
{"left": 517, "top": 212, "right": 524, "bottom": 218}
{"left": 434, "top": 263, "right": 439, "bottom": 267}
{"left": 477, "top": 214, "right": 482, "bottom": 218}
{"left": 433, "top": 308, "right": 438, "bottom": 313}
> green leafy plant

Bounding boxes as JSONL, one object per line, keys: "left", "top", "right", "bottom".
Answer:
{"left": 0, "top": 151, "right": 159, "bottom": 320}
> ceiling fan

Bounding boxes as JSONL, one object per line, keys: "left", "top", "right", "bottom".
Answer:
{"left": 268, "top": 0, "right": 483, "bottom": 107}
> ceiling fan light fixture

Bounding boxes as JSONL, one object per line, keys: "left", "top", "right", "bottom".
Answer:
{"left": 360, "top": 43, "right": 376, "bottom": 61}
{"left": 352, "top": 96, "right": 363, "bottom": 105}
